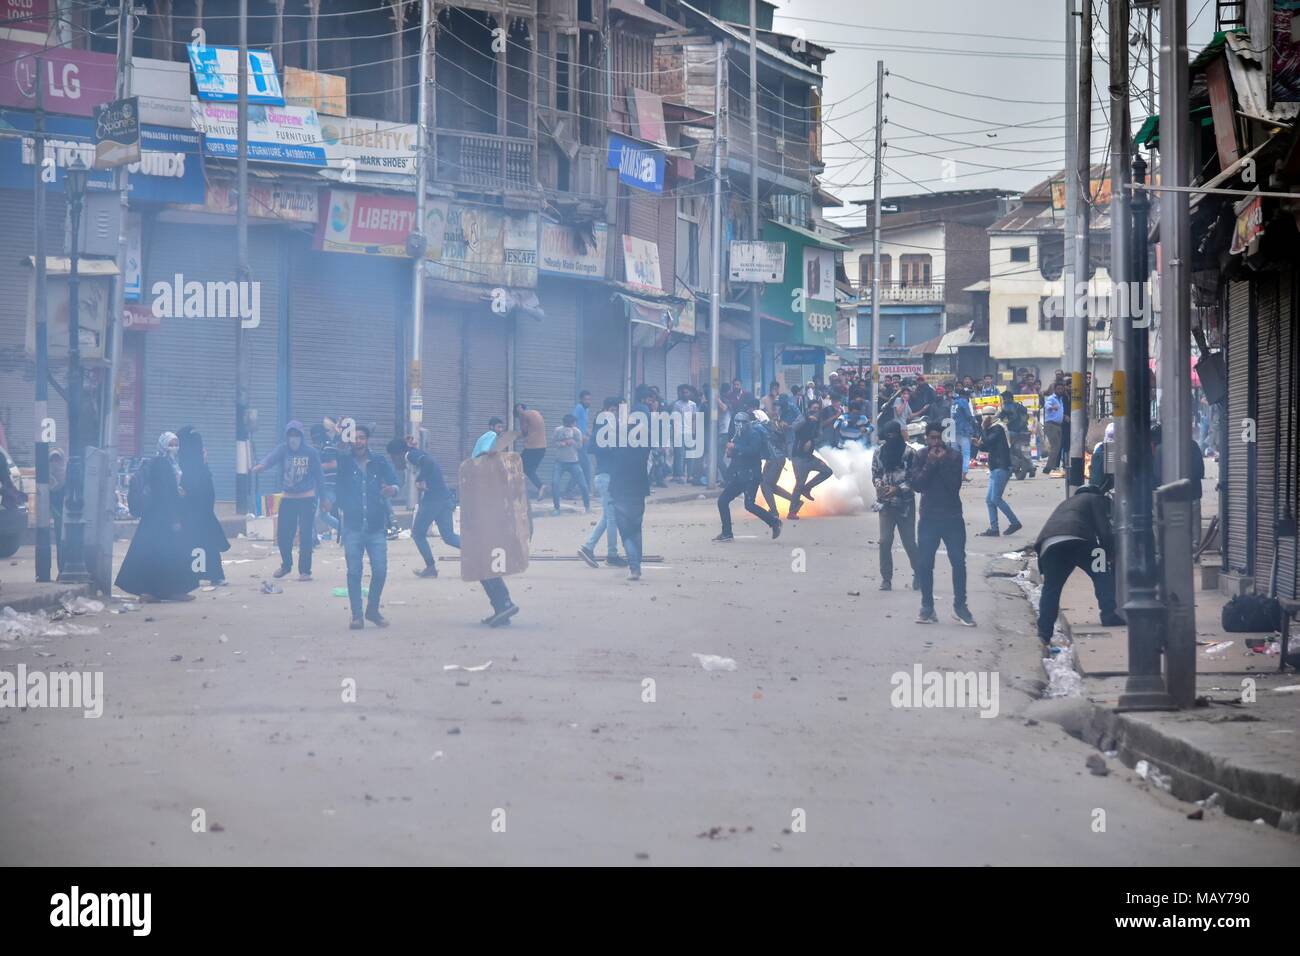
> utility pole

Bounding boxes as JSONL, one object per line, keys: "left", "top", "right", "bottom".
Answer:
{"left": 409, "top": 0, "right": 430, "bottom": 489}
{"left": 1157, "top": 0, "right": 1197, "bottom": 708}
{"left": 1069, "top": 0, "right": 1091, "bottom": 490}
{"left": 235, "top": 0, "right": 251, "bottom": 514}
{"left": 1109, "top": 0, "right": 1133, "bottom": 610}
{"left": 58, "top": 154, "right": 91, "bottom": 584}
{"left": 33, "top": 63, "right": 51, "bottom": 583}
{"left": 103, "top": 0, "right": 136, "bottom": 513}
{"left": 747, "top": 0, "right": 761, "bottom": 398}
{"left": 708, "top": 40, "right": 725, "bottom": 488}
{"left": 1117, "top": 0, "right": 1173, "bottom": 711}
{"left": 868, "top": 60, "right": 884, "bottom": 436}
{"left": 1063, "top": 0, "right": 1077, "bottom": 485}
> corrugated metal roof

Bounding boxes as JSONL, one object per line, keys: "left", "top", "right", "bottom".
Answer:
{"left": 680, "top": 2, "right": 823, "bottom": 80}
{"left": 1224, "top": 30, "right": 1300, "bottom": 122}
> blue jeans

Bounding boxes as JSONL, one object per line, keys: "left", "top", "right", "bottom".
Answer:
{"left": 958, "top": 436, "right": 972, "bottom": 475}
{"left": 612, "top": 496, "right": 645, "bottom": 573}
{"left": 342, "top": 528, "right": 387, "bottom": 618}
{"left": 916, "top": 511, "right": 967, "bottom": 611}
{"left": 583, "top": 472, "right": 619, "bottom": 556}
{"left": 552, "top": 460, "right": 590, "bottom": 510}
{"left": 412, "top": 496, "right": 459, "bottom": 567}
{"left": 986, "top": 467, "right": 1019, "bottom": 529}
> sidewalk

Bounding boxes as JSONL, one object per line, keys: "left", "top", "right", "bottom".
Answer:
{"left": 1044, "top": 558, "right": 1300, "bottom": 832}
{"left": 0, "top": 551, "right": 94, "bottom": 614}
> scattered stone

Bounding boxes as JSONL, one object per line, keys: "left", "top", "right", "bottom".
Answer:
{"left": 169, "top": 654, "right": 182, "bottom": 662}
{"left": 1085, "top": 754, "right": 1109, "bottom": 776}
{"left": 447, "top": 727, "right": 461, "bottom": 735}
{"left": 210, "top": 823, "right": 225, "bottom": 832}
{"left": 1187, "top": 809, "right": 1204, "bottom": 820}
{"left": 634, "top": 852, "right": 649, "bottom": 860}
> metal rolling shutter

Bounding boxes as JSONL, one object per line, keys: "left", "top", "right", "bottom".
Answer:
{"left": 1275, "top": 270, "right": 1298, "bottom": 599}
{"left": 420, "top": 301, "right": 466, "bottom": 479}
{"left": 1254, "top": 274, "right": 1281, "bottom": 585}
{"left": 583, "top": 286, "right": 626, "bottom": 405}
{"left": 141, "top": 222, "right": 283, "bottom": 503}
{"left": 518, "top": 276, "right": 579, "bottom": 473}
{"left": 0, "top": 188, "right": 67, "bottom": 466}
{"left": 666, "top": 338, "right": 692, "bottom": 396}
{"left": 288, "top": 239, "right": 403, "bottom": 459}
{"left": 1223, "top": 279, "right": 1254, "bottom": 576}
{"left": 465, "top": 315, "right": 509, "bottom": 464}
{"left": 642, "top": 345, "right": 666, "bottom": 396}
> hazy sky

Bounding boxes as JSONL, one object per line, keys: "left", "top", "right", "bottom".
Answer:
{"left": 771, "top": 0, "right": 1218, "bottom": 225}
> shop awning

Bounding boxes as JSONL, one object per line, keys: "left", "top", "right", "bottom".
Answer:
{"left": 908, "top": 321, "right": 975, "bottom": 357}
{"left": 423, "top": 272, "right": 544, "bottom": 321}
{"left": 764, "top": 219, "right": 851, "bottom": 252}
{"left": 23, "top": 257, "right": 121, "bottom": 277}
{"left": 613, "top": 291, "right": 689, "bottom": 332}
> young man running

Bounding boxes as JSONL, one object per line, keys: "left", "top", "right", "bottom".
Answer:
{"left": 386, "top": 436, "right": 458, "bottom": 578}
{"left": 715, "top": 411, "right": 781, "bottom": 541}
{"left": 787, "top": 401, "right": 834, "bottom": 520}
{"left": 909, "top": 420, "right": 975, "bottom": 627}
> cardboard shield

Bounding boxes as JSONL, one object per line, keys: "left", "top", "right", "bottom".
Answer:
{"left": 458, "top": 450, "right": 530, "bottom": 581}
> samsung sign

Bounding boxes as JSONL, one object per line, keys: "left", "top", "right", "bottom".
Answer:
{"left": 607, "top": 133, "right": 663, "bottom": 193}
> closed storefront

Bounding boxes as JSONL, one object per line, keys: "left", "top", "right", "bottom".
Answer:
{"left": 288, "top": 237, "right": 405, "bottom": 450}
{"left": 1252, "top": 269, "right": 1298, "bottom": 600}
{"left": 141, "top": 220, "right": 286, "bottom": 503}
{"left": 1222, "top": 279, "right": 1254, "bottom": 578}
{"left": 665, "top": 338, "right": 693, "bottom": 396}
{"left": 0, "top": 188, "right": 67, "bottom": 465}
{"left": 583, "top": 292, "right": 627, "bottom": 406}
{"left": 520, "top": 276, "right": 581, "bottom": 467}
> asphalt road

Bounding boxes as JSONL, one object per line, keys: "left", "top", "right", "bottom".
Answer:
{"left": 2, "top": 467, "right": 1298, "bottom": 865}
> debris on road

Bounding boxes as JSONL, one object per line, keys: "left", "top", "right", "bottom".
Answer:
{"left": 1085, "top": 754, "right": 1109, "bottom": 776}
{"left": 61, "top": 597, "right": 105, "bottom": 615}
{"left": 1135, "top": 760, "right": 1173, "bottom": 792}
{"left": 693, "top": 653, "right": 737, "bottom": 671}
{"left": 260, "top": 581, "right": 283, "bottom": 594}
{"left": 443, "top": 661, "right": 493, "bottom": 672}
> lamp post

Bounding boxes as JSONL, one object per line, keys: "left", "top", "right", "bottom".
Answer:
{"left": 58, "top": 154, "right": 91, "bottom": 583}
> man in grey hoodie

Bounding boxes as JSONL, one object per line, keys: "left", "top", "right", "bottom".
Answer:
{"left": 253, "top": 420, "right": 323, "bottom": 580}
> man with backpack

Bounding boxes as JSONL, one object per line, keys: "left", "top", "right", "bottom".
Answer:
{"left": 715, "top": 410, "right": 781, "bottom": 542}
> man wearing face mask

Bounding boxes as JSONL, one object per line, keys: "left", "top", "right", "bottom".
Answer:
{"left": 253, "top": 420, "right": 323, "bottom": 581}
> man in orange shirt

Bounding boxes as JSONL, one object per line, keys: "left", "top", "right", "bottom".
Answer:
{"left": 515, "top": 402, "right": 546, "bottom": 500}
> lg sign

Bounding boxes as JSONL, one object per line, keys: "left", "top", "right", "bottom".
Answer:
{"left": 0, "top": 40, "right": 116, "bottom": 117}
{"left": 16, "top": 58, "right": 81, "bottom": 100}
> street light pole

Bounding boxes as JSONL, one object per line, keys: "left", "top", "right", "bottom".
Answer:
{"left": 33, "top": 62, "right": 52, "bottom": 582}
{"left": 747, "top": 0, "right": 761, "bottom": 398}
{"left": 234, "top": 0, "right": 251, "bottom": 514}
{"left": 707, "top": 40, "right": 725, "bottom": 489}
{"left": 868, "top": 60, "right": 884, "bottom": 440}
{"left": 58, "top": 155, "right": 91, "bottom": 584}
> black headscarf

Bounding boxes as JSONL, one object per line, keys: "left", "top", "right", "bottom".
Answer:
{"left": 176, "top": 426, "right": 214, "bottom": 502}
{"left": 878, "top": 419, "right": 905, "bottom": 470}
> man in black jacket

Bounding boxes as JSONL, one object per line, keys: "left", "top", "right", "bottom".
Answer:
{"left": 609, "top": 386, "right": 654, "bottom": 581}
{"left": 1033, "top": 485, "right": 1123, "bottom": 644}
{"left": 787, "top": 400, "right": 833, "bottom": 519}
{"left": 909, "top": 420, "right": 975, "bottom": 626}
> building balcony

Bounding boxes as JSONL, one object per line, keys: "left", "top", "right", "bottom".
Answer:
{"left": 436, "top": 130, "right": 536, "bottom": 192}
{"left": 856, "top": 281, "right": 946, "bottom": 304}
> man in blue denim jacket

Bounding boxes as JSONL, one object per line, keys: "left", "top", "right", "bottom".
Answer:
{"left": 333, "top": 424, "right": 401, "bottom": 630}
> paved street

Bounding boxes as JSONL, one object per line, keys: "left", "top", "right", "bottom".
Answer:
{"left": 2, "top": 471, "right": 1297, "bottom": 866}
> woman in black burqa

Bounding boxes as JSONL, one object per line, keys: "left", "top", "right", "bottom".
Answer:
{"left": 177, "top": 426, "right": 229, "bottom": 586}
{"left": 114, "top": 431, "right": 199, "bottom": 602}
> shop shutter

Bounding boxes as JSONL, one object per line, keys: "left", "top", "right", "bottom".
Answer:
{"left": 1254, "top": 273, "right": 1281, "bottom": 584}
{"left": 518, "top": 276, "right": 580, "bottom": 473}
{"left": 465, "top": 315, "right": 510, "bottom": 465}
{"left": 141, "top": 222, "right": 283, "bottom": 503}
{"left": 642, "top": 344, "right": 666, "bottom": 395}
{"left": 0, "top": 188, "right": 67, "bottom": 466}
{"left": 1223, "top": 279, "right": 1253, "bottom": 576}
{"left": 666, "top": 338, "right": 692, "bottom": 397}
{"left": 288, "top": 238, "right": 403, "bottom": 460}
{"left": 583, "top": 286, "right": 627, "bottom": 405}
{"left": 420, "top": 299, "right": 466, "bottom": 477}
{"left": 1275, "top": 269, "right": 1298, "bottom": 599}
